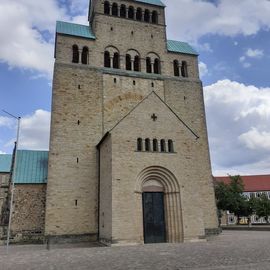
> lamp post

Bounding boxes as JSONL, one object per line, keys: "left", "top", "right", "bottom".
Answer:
{"left": 2, "top": 110, "right": 21, "bottom": 253}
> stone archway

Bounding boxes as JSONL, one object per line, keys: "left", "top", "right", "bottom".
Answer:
{"left": 135, "top": 166, "right": 183, "bottom": 243}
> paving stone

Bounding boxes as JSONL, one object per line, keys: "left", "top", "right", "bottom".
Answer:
{"left": 0, "top": 231, "right": 270, "bottom": 270}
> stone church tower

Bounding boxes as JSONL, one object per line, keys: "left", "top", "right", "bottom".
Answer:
{"left": 45, "top": 0, "right": 219, "bottom": 245}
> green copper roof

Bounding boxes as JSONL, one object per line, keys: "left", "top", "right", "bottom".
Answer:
{"left": 135, "top": 0, "right": 165, "bottom": 7}
{"left": 167, "top": 40, "right": 198, "bottom": 56}
{"left": 0, "top": 154, "right": 12, "bottom": 173}
{"left": 56, "top": 21, "right": 96, "bottom": 39}
{"left": 14, "top": 150, "right": 48, "bottom": 184}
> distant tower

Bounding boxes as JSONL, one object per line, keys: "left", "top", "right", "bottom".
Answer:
{"left": 45, "top": 0, "right": 219, "bottom": 244}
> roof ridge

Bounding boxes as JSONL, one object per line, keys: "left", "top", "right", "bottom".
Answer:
{"left": 167, "top": 40, "right": 198, "bottom": 56}
{"left": 57, "top": 20, "right": 88, "bottom": 27}
{"left": 17, "top": 149, "right": 49, "bottom": 153}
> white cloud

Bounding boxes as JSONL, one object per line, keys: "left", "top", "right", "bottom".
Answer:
{"left": 239, "top": 128, "right": 270, "bottom": 151}
{"left": 4, "top": 110, "right": 51, "bottom": 150}
{"left": 239, "top": 56, "right": 246, "bottom": 63}
{"left": 246, "top": 48, "right": 264, "bottom": 58}
{"left": 0, "top": 116, "right": 14, "bottom": 128}
{"left": 204, "top": 79, "right": 270, "bottom": 175}
{"left": 242, "top": 62, "right": 251, "bottom": 68}
{"left": 0, "top": 0, "right": 89, "bottom": 78}
{"left": 199, "top": 62, "right": 208, "bottom": 77}
{"left": 20, "top": 110, "right": 51, "bottom": 150}
{"left": 0, "top": 151, "right": 7, "bottom": 155}
{"left": 239, "top": 56, "right": 251, "bottom": 68}
{"left": 239, "top": 48, "right": 263, "bottom": 68}
{"left": 71, "top": 15, "right": 88, "bottom": 25}
{"left": 163, "top": 0, "right": 270, "bottom": 42}
{"left": 69, "top": 0, "right": 89, "bottom": 15}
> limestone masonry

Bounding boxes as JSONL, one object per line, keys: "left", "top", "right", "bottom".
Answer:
{"left": 1, "top": 0, "right": 219, "bottom": 245}
{"left": 45, "top": 0, "right": 219, "bottom": 244}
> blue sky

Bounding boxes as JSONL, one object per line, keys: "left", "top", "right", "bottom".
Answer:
{"left": 0, "top": 0, "right": 270, "bottom": 176}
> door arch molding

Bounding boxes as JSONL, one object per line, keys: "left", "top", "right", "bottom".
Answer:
{"left": 135, "top": 166, "right": 184, "bottom": 242}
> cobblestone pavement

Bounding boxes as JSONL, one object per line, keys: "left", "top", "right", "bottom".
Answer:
{"left": 0, "top": 231, "right": 270, "bottom": 270}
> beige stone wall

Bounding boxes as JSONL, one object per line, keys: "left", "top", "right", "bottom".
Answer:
{"left": 11, "top": 184, "right": 46, "bottom": 235}
{"left": 99, "top": 134, "right": 112, "bottom": 242}
{"left": 164, "top": 79, "right": 218, "bottom": 230}
{"left": 56, "top": 33, "right": 199, "bottom": 80}
{"left": 91, "top": 0, "right": 166, "bottom": 26}
{"left": 108, "top": 93, "right": 207, "bottom": 244}
{"left": 55, "top": 0, "right": 199, "bottom": 80}
{"left": 46, "top": 0, "right": 218, "bottom": 241}
{"left": 45, "top": 63, "right": 103, "bottom": 237}
{"left": 103, "top": 73, "right": 165, "bottom": 131}
{"left": 46, "top": 63, "right": 217, "bottom": 239}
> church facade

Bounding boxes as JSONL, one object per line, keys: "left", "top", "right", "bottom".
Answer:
{"left": 44, "top": 0, "right": 219, "bottom": 245}
{"left": 0, "top": 0, "right": 219, "bottom": 245}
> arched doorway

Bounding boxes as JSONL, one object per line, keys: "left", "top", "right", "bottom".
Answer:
{"left": 135, "top": 166, "right": 183, "bottom": 243}
{"left": 142, "top": 180, "right": 166, "bottom": 243}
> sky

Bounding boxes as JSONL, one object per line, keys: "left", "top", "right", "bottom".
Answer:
{"left": 0, "top": 0, "right": 270, "bottom": 176}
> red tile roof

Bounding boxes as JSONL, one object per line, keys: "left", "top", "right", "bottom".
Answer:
{"left": 214, "top": 175, "right": 270, "bottom": 192}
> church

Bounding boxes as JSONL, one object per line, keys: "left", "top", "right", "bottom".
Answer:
{"left": 0, "top": 0, "right": 219, "bottom": 245}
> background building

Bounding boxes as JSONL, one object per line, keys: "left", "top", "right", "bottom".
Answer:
{"left": 0, "top": 151, "right": 48, "bottom": 244}
{"left": 215, "top": 175, "right": 270, "bottom": 225}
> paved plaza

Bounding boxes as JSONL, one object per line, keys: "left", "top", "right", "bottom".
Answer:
{"left": 0, "top": 231, "right": 270, "bottom": 270}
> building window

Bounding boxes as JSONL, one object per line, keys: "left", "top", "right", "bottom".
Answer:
{"left": 173, "top": 60, "right": 180, "bottom": 76}
{"left": 152, "top": 11, "right": 158, "bottom": 24}
{"left": 160, "top": 139, "right": 166, "bottom": 152}
{"left": 153, "top": 139, "right": 158, "bottom": 152}
{"left": 72, "top": 45, "right": 79, "bottom": 63}
{"left": 104, "top": 1, "right": 110, "bottom": 15}
{"left": 145, "top": 138, "right": 151, "bottom": 151}
{"left": 104, "top": 51, "right": 110, "bottom": 68}
{"left": 128, "top": 6, "right": 135, "bottom": 19}
{"left": 126, "top": 54, "right": 132, "bottom": 70}
{"left": 112, "top": 3, "right": 118, "bottom": 16}
{"left": 81, "top": 46, "right": 89, "bottom": 65}
{"left": 144, "top": 9, "right": 150, "bottom": 22}
{"left": 154, "top": 58, "right": 160, "bottom": 74}
{"left": 136, "top": 8, "right": 142, "bottom": 21}
{"left": 134, "top": 55, "right": 140, "bottom": 71}
{"left": 120, "top": 4, "right": 126, "bottom": 17}
{"left": 168, "top": 140, "right": 174, "bottom": 153}
{"left": 113, "top": 52, "right": 119, "bottom": 69}
{"left": 137, "top": 138, "right": 143, "bottom": 151}
{"left": 181, "top": 61, "right": 188, "bottom": 77}
{"left": 146, "top": 57, "right": 152, "bottom": 73}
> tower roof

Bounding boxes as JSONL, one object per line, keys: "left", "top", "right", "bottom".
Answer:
{"left": 14, "top": 150, "right": 48, "bottom": 184}
{"left": 56, "top": 21, "right": 96, "bottom": 40}
{"left": 0, "top": 154, "right": 12, "bottom": 173}
{"left": 134, "top": 0, "right": 165, "bottom": 7}
{"left": 167, "top": 40, "right": 198, "bottom": 56}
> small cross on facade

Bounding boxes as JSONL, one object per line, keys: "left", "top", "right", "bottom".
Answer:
{"left": 151, "top": 113, "right": 157, "bottom": 121}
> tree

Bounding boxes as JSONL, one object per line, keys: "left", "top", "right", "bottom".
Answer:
{"left": 253, "top": 193, "right": 270, "bottom": 224}
{"left": 214, "top": 175, "right": 252, "bottom": 224}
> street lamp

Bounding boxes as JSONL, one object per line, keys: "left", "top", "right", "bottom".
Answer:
{"left": 2, "top": 110, "right": 21, "bottom": 253}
